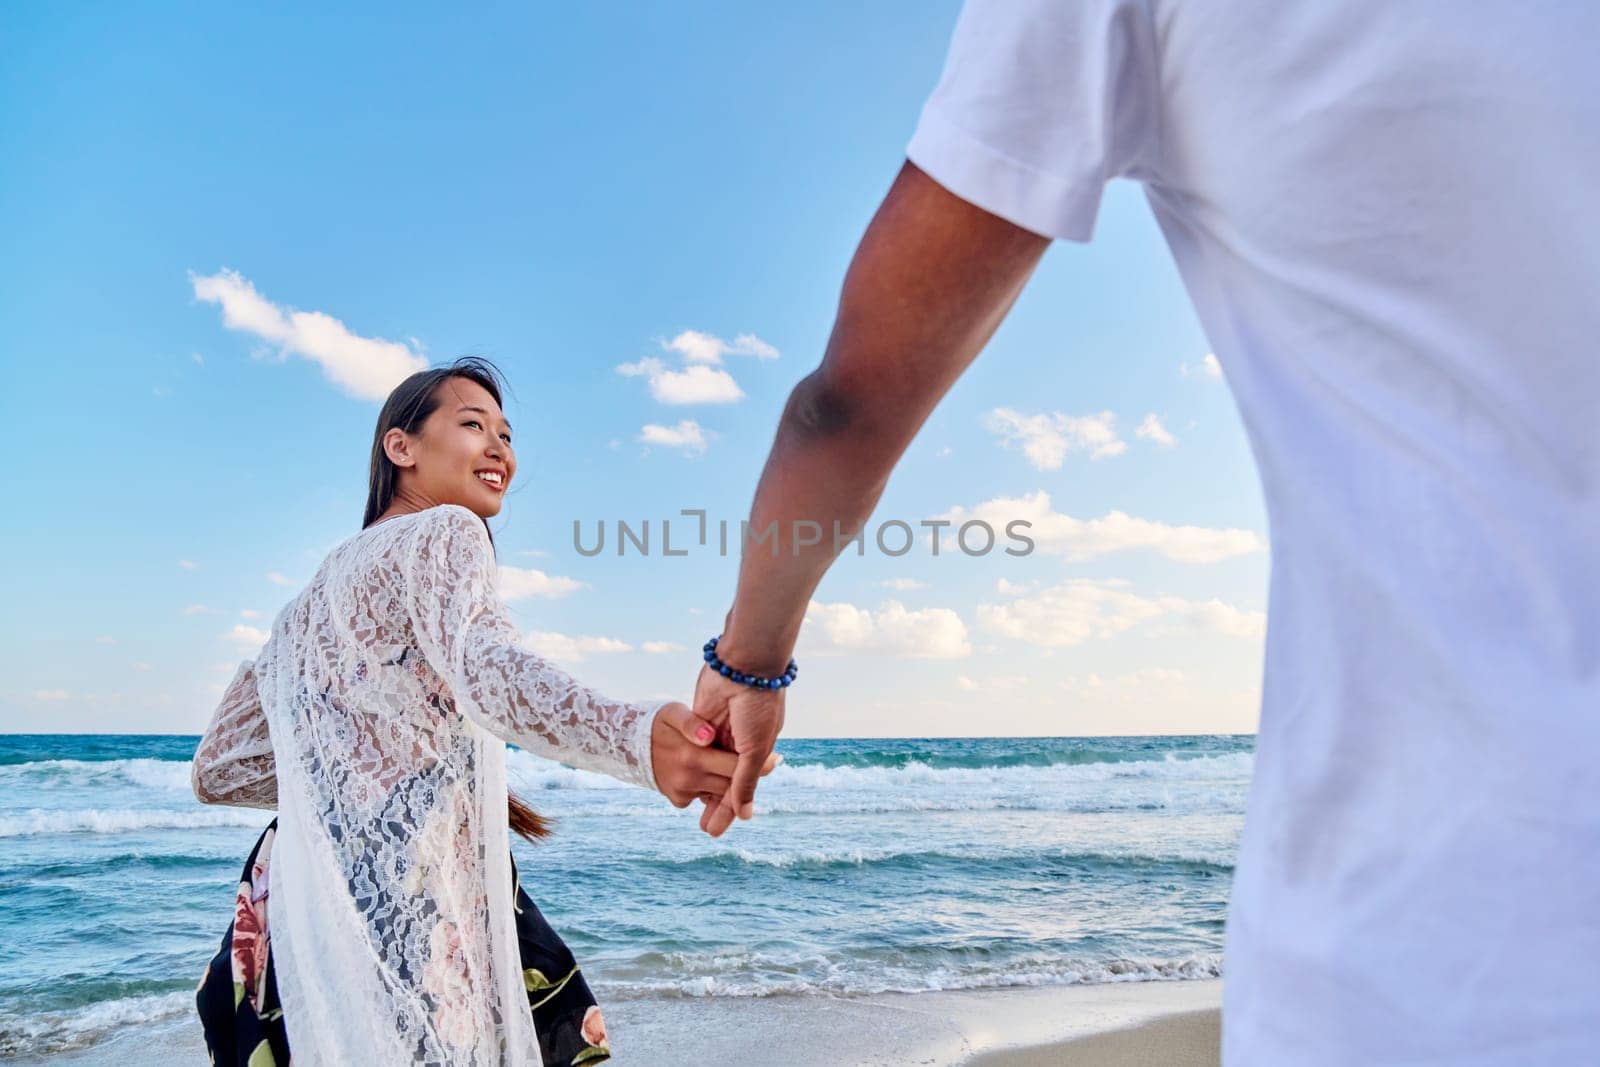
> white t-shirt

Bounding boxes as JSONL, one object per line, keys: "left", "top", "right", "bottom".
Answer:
{"left": 907, "top": 1, "right": 1599, "bottom": 1063}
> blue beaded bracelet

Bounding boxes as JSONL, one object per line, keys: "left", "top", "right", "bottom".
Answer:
{"left": 703, "top": 635, "right": 797, "bottom": 690}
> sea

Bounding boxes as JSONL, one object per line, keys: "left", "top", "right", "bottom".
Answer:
{"left": 0, "top": 733, "right": 1252, "bottom": 1059}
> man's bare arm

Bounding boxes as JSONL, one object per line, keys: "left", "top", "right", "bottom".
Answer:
{"left": 715, "top": 160, "right": 1051, "bottom": 673}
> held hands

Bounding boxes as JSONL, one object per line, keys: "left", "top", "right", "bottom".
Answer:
{"left": 650, "top": 701, "right": 780, "bottom": 813}
{"left": 684, "top": 662, "right": 786, "bottom": 838}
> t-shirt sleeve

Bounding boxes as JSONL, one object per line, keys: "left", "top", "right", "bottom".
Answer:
{"left": 403, "top": 504, "right": 667, "bottom": 793}
{"left": 906, "top": 0, "right": 1164, "bottom": 243}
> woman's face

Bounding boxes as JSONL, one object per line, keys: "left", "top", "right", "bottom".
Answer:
{"left": 387, "top": 377, "right": 517, "bottom": 518}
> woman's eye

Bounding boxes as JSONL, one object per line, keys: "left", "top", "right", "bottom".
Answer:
{"left": 464, "top": 419, "right": 510, "bottom": 444}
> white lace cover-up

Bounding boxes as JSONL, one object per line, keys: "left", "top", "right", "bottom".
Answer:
{"left": 191, "top": 504, "right": 666, "bottom": 1066}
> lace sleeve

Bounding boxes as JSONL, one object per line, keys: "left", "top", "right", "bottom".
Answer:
{"left": 191, "top": 658, "right": 278, "bottom": 808}
{"left": 404, "top": 505, "right": 665, "bottom": 793}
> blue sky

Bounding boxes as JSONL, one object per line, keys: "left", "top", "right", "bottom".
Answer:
{"left": 1, "top": 3, "right": 1268, "bottom": 737}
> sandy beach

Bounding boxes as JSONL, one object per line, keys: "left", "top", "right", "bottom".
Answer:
{"left": 23, "top": 979, "right": 1221, "bottom": 1065}
{"left": 962, "top": 1006, "right": 1220, "bottom": 1066}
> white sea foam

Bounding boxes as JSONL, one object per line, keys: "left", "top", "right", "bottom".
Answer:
{"left": 600, "top": 953, "right": 1225, "bottom": 999}
{"left": 0, "top": 757, "right": 195, "bottom": 793}
{"left": 542, "top": 792, "right": 1211, "bottom": 818}
{"left": 766, "top": 752, "right": 1254, "bottom": 790}
{"left": 0, "top": 749, "right": 1246, "bottom": 797}
{"left": 0, "top": 990, "right": 193, "bottom": 1056}
{"left": 505, "top": 749, "right": 1254, "bottom": 793}
{"left": 0, "top": 807, "right": 267, "bottom": 838}
{"left": 644, "top": 841, "right": 1235, "bottom": 869}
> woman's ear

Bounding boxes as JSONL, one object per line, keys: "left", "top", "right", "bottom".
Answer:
{"left": 383, "top": 427, "right": 413, "bottom": 468}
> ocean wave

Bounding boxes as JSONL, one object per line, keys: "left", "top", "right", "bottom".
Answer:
{"left": 0, "top": 807, "right": 270, "bottom": 838}
{"left": 599, "top": 953, "right": 1225, "bottom": 999}
{"left": 769, "top": 752, "right": 1253, "bottom": 790}
{"left": 629, "top": 842, "right": 1235, "bottom": 872}
{"left": 0, "top": 990, "right": 193, "bottom": 1057}
{"left": 0, "top": 748, "right": 1251, "bottom": 799}
{"left": 762, "top": 742, "right": 1242, "bottom": 771}
{"left": 505, "top": 749, "right": 1254, "bottom": 793}
{"left": 553, "top": 793, "right": 1201, "bottom": 819}
{"left": 0, "top": 757, "right": 195, "bottom": 793}
{"left": 4, "top": 850, "right": 242, "bottom": 880}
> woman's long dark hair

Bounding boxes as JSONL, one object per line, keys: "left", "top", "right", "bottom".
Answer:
{"left": 363, "top": 355, "right": 552, "bottom": 843}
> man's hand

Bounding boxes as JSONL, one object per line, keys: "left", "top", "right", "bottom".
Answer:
{"left": 649, "top": 701, "right": 779, "bottom": 810}
{"left": 687, "top": 664, "right": 786, "bottom": 837}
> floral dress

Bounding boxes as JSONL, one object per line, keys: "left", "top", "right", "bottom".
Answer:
{"left": 196, "top": 818, "right": 611, "bottom": 1066}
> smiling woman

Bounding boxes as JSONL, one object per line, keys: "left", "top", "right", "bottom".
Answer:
{"left": 364, "top": 359, "right": 520, "bottom": 540}
{"left": 190, "top": 357, "right": 616, "bottom": 1066}
{"left": 184, "top": 355, "right": 769, "bottom": 1065}
{"left": 362, "top": 359, "right": 542, "bottom": 833}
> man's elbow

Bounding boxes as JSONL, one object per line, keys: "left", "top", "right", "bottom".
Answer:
{"left": 787, "top": 372, "right": 863, "bottom": 442}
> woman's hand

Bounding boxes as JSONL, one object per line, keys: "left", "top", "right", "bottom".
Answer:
{"left": 649, "top": 701, "right": 781, "bottom": 809}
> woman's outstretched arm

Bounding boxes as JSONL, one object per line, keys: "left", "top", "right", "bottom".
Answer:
{"left": 191, "top": 658, "right": 279, "bottom": 808}
{"left": 404, "top": 505, "right": 667, "bottom": 793}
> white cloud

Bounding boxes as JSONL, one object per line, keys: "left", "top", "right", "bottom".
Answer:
{"left": 239, "top": 609, "right": 263, "bottom": 620}
{"left": 33, "top": 690, "right": 70, "bottom": 702}
{"left": 618, "top": 358, "right": 744, "bottom": 405}
{"left": 978, "top": 578, "right": 1265, "bottom": 648}
{"left": 978, "top": 579, "right": 1160, "bottom": 648}
{"left": 1135, "top": 413, "right": 1178, "bottom": 447}
{"left": 616, "top": 356, "right": 665, "bottom": 378}
{"left": 655, "top": 364, "right": 744, "bottom": 404}
{"left": 1060, "top": 668, "right": 1186, "bottom": 695}
{"left": 800, "top": 599, "right": 971, "bottom": 659}
{"left": 224, "top": 624, "right": 270, "bottom": 649}
{"left": 182, "top": 604, "right": 216, "bottom": 616}
{"left": 1153, "top": 597, "right": 1267, "bottom": 639}
{"left": 638, "top": 419, "right": 710, "bottom": 455}
{"left": 191, "top": 352, "right": 205, "bottom": 365}
{"left": 152, "top": 385, "right": 172, "bottom": 398}
{"left": 266, "top": 572, "right": 294, "bottom": 587}
{"left": 131, "top": 661, "right": 152, "bottom": 672}
{"left": 953, "top": 673, "right": 1031, "bottom": 692}
{"left": 982, "top": 408, "right": 1126, "bottom": 468}
{"left": 619, "top": 330, "right": 774, "bottom": 404}
{"left": 936, "top": 490, "right": 1265, "bottom": 564}
{"left": 881, "top": 578, "right": 928, "bottom": 591}
{"left": 521, "top": 630, "right": 632, "bottom": 663}
{"left": 729, "top": 333, "right": 779, "bottom": 360}
{"left": 641, "top": 640, "right": 686, "bottom": 654}
{"left": 995, "top": 578, "right": 1038, "bottom": 596}
{"left": 95, "top": 635, "right": 118, "bottom": 645}
{"left": 178, "top": 559, "right": 199, "bottom": 571}
{"left": 496, "top": 565, "right": 585, "bottom": 601}
{"left": 1180, "top": 353, "right": 1223, "bottom": 379}
{"left": 518, "top": 548, "right": 550, "bottom": 559}
{"left": 190, "top": 268, "right": 428, "bottom": 402}
{"left": 663, "top": 329, "right": 778, "bottom": 365}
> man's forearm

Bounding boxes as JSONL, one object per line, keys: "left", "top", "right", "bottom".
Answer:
{"left": 713, "top": 161, "right": 1050, "bottom": 676}
{"left": 715, "top": 373, "right": 903, "bottom": 675}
